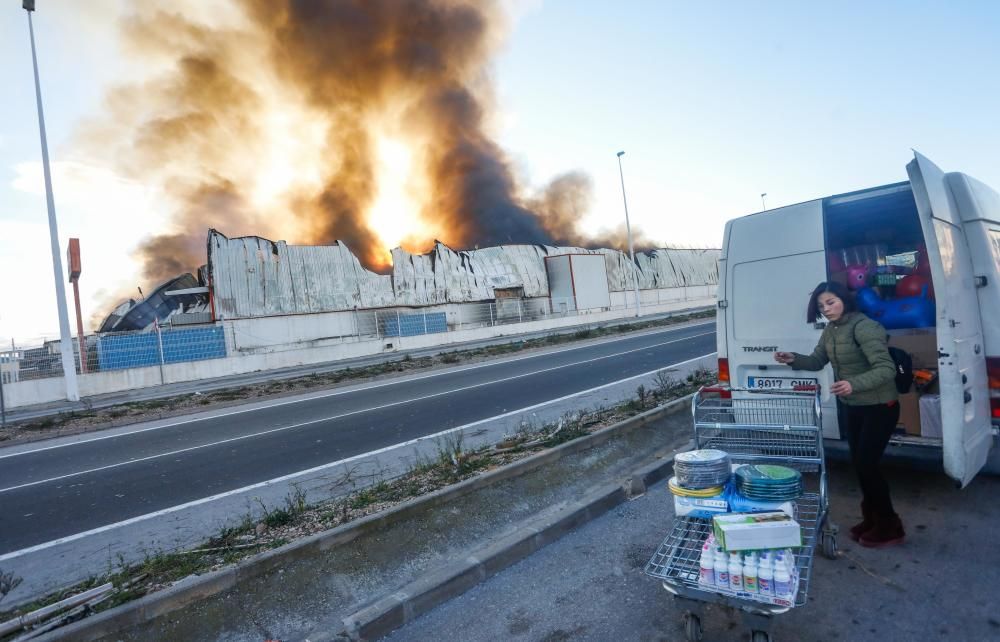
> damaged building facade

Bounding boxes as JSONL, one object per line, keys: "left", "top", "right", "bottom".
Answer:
{"left": 6, "top": 230, "right": 718, "bottom": 409}
{"left": 95, "top": 229, "right": 719, "bottom": 354}
{"left": 201, "top": 230, "right": 718, "bottom": 351}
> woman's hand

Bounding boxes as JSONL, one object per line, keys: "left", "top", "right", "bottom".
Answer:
{"left": 830, "top": 380, "right": 853, "bottom": 396}
{"left": 773, "top": 351, "right": 795, "bottom": 364}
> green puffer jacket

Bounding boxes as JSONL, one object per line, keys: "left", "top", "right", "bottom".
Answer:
{"left": 790, "top": 312, "right": 898, "bottom": 406}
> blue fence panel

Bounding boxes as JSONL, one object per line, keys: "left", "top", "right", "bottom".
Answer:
{"left": 161, "top": 326, "right": 227, "bottom": 364}
{"left": 96, "top": 326, "right": 228, "bottom": 372}
{"left": 96, "top": 332, "right": 160, "bottom": 371}
{"left": 382, "top": 313, "right": 447, "bottom": 338}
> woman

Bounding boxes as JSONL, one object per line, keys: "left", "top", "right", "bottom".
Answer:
{"left": 773, "top": 281, "right": 904, "bottom": 547}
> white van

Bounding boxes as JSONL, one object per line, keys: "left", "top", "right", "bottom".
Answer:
{"left": 716, "top": 152, "right": 1000, "bottom": 487}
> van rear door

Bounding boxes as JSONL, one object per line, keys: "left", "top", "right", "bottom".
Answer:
{"left": 907, "top": 152, "right": 993, "bottom": 487}
{"left": 724, "top": 200, "right": 838, "bottom": 436}
{"left": 946, "top": 173, "right": 1000, "bottom": 431}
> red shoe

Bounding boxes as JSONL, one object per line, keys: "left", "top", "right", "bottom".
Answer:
{"left": 848, "top": 501, "right": 873, "bottom": 542}
{"left": 859, "top": 514, "right": 905, "bottom": 548}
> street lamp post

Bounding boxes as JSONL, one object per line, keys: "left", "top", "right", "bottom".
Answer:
{"left": 616, "top": 151, "right": 641, "bottom": 317}
{"left": 24, "top": 0, "right": 80, "bottom": 401}
{"left": 761, "top": 192, "right": 767, "bottom": 210}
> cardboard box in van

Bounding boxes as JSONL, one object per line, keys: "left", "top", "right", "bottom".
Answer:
{"left": 888, "top": 329, "right": 938, "bottom": 370}
{"left": 898, "top": 392, "right": 921, "bottom": 436}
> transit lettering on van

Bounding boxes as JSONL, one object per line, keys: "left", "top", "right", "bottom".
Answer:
{"left": 716, "top": 152, "right": 1000, "bottom": 488}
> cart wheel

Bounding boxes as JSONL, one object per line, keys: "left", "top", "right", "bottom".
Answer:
{"left": 821, "top": 531, "right": 838, "bottom": 560}
{"left": 684, "top": 613, "right": 703, "bottom": 642}
{"left": 751, "top": 630, "right": 772, "bottom": 642}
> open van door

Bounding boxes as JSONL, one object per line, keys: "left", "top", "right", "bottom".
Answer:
{"left": 907, "top": 152, "right": 993, "bottom": 487}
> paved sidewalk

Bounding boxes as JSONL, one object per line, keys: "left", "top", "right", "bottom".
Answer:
{"left": 386, "top": 459, "right": 1000, "bottom": 642}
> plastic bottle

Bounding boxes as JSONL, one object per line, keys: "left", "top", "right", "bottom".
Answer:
{"left": 714, "top": 551, "right": 729, "bottom": 590}
{"left": 742, "top": 554, "right": 758, "bottom": 594}
{"left": 783, "top": 549, "right": 796, "bottom": 574}
{"left": 757, "top": 558, "right": 774, "bottom": 597}
{"left": 728, "top": 553, "right": 744, "bottom": 592}
{"left": 699, "top": 544, "right": 715, "bottom": 585}
{"left": 774, "top": 565, "right": 791, "bottom": 598}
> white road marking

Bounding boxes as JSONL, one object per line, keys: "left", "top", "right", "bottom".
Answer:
{"left": 0, "top": 332, "right": 714, "bottom": 493}
{"left": 0, "top": 322, "right": 714, "bottom": 460}
{"left": 0, "top": 352, "right": 716, "bottom": 562}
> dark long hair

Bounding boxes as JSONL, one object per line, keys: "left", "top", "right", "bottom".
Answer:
{"left": 807, "top": 281, "right": 857, "bottom": 323}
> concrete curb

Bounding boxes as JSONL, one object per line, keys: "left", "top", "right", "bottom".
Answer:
{"left": 325, "top": 435, "right": 690, "bottom": 640}
{"left": 37, "top": 394, "right": 695, "bottom": 642}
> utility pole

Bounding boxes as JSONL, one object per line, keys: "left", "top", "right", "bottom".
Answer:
{"left": 24, "top": 0, "right": 80, "bottom": 400}
{"left": 616, "top": 151, "right": 641, "bottom": 317}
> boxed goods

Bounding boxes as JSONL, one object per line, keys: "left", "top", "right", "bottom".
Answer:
{"left": 897, "top": 392, "right": 921, "bottom": 436}
{"left": 673, "top": 494, "right": 729, "bottom": 518}
{"left": 712, "top": 512, "right": 802, "bottom": 551}
{"left": 919, "top": 393, "right": 943, "bottom": 439}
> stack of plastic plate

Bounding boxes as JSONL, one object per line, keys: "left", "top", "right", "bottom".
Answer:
{"left": 667, "top": 476, "right": 725, "bottom": 498}
{"left": 673, "top": 449, "right": 732, "bottom": 490}
{"left": 734, "top": 464, "right": 803, "bottom": 501}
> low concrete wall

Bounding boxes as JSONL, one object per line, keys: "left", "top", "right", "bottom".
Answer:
{"left": 4, "top": 291, "right": 715, "bottom": 410}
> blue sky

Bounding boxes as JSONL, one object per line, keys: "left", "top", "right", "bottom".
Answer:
{"left": 1, "top": 0, "right": 999, "bottom": 344}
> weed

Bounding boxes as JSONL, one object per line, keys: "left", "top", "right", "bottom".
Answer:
{"left": 0, "top": 568, "right": 22, "bottom": 606}
{"left": 440, "top": 352, "right": 460, "bottom": 364}
{"left": 264, "top": 508, "right": 293, "bottom": 528}
{"left": 285, "top": 484, "right": 308, "bottom": 515}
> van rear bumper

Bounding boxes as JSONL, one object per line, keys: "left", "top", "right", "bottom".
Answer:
{"left": 823, "top": 435, "right": 1000, "bottom": 476}
{"left": 823, "top": 437, "right": 944, "bottom": 473}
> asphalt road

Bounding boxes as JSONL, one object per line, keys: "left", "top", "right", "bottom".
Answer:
{"left": 0, "top": 322, "right": 715, "bottom": 555}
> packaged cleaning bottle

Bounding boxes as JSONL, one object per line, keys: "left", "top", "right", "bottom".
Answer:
{"left": 728, "top": 553, "right": 744, "bottom": 592}
{"left": 714, "top": 549, "right": 729, "bottom": 589}
{"left": 700, "top": 544, "right": 715, "bottom": 585}
{"left": 757, "top": 556, "right": 774, "bottom": 597}
{"left": 742, "top": 554, "right": 758, "bottom": 594}
{"left": 774, "top": 565, "right": 792, "bottom": 598}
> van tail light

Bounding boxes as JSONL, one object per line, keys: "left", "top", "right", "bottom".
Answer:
{"left": 701, "top": 386, "right": 732, "bottom": 400}
{"left": 718, "top": 358, "right": 730, "bottom": 384}
{"left": 987, "top": 358, "right": 1000, "bottom": 420}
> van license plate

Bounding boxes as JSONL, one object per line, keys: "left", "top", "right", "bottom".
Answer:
{"left": 747, "top": 376, "right": 817, "bottom": 390}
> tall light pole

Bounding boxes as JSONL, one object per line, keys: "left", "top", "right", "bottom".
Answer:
{"left": 24, "top": 0, "right": 80, "bottom": 401}
{"left": 761, "top": 192, "right": 767, "bottom": 210}
{"left": 616, "top": 151, "right": 641, "bottom": 317}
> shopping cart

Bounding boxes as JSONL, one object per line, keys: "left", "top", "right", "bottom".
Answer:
{"left": 644, "top": 387, "right": 838, "bottom": 642}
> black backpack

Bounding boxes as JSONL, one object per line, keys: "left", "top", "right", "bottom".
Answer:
{"left": 851, "top": 324, "right": 914, "bottom": 394}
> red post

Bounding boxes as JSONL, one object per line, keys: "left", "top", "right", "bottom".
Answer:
{"left": 67, "top": 238, "right": 87, "bottom": 373}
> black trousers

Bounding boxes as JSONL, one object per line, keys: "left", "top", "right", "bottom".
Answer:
{"left": 840, "top": 401, "right": 901, "bottom": 517}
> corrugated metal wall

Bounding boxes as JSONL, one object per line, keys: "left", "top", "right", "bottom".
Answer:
{"left": 209, "top": 231, "right": 395, "bottom": 318}
{"left": 210, "top": 230, "right": 719, "bottom": 319}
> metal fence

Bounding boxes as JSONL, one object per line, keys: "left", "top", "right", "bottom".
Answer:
{"left": 2, "top": 291, "right": 709, "bottom": 385}
{"left": 0, "top": 324, "right": 229, "bottom": 383}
